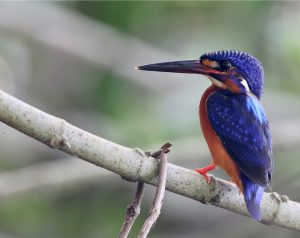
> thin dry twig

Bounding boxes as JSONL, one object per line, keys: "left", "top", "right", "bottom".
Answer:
{"left": 137, "top": 143, "right": 170, "bottom": 238}
{"left": 118, "top": 143, "right": 171, "bottom": 238}
{"left": 118, "top": 181, "right": 145, "bottom": 238}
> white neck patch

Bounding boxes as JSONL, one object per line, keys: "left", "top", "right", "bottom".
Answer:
{"left": 240, "top": 78, "right": 250, "bottom": 93}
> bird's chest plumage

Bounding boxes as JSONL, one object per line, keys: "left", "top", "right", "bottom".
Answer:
{"left": 199, "top": 85, "right": 242, "bottom": 190}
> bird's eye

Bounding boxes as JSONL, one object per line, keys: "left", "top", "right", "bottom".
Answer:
{"left": 220, "top": 61, "right": 232, "bottom": 70}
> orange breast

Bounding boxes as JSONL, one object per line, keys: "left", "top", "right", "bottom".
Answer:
{"left": 199, "top": 85, "right": 243, "bottom": 191}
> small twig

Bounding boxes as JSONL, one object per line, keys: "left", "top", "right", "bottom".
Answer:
{"left": 118, "top": 181, "right": 145, "bottom": 238}
{"left": 137, "top": 144, "right": 170, "bottom": 238}
{"left": 150, "top": 142, "right": 172, "bottom": 158}
{"left": 118, "top": 143, "right": 171, "bottom": 238}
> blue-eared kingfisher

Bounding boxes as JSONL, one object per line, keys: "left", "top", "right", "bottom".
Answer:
{"left": 137, "top": 50, "right": 273, "bottom": 221}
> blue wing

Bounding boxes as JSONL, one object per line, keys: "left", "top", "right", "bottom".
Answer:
{"left": 207, "top": 91, "right": 273, "bottom": 187}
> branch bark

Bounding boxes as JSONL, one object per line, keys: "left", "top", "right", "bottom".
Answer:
{"left": 0, "top": 89, "right": 299, "bottom": 231}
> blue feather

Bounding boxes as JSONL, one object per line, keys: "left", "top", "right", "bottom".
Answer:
{"left": 207, "top": 91, "right": 273, "bottom": 186}
{"left": 246, "top": 95, "right": 267, "bottom": 124}
{"left": 241, "top": 174, "right": 264, "bottom": 221}
{"left": 207, "top": 90, "right": 273, "bottom": 219}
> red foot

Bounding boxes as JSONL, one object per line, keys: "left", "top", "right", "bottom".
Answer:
{"left": 194, "top": 163, "right": 216, "bottom": 183}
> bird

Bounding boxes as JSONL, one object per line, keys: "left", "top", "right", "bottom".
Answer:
{"left": 137, "top": 50, "right": 273, "bottom": 221}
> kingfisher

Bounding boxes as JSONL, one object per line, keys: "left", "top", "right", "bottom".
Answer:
{"left": 137, "top": 50, "right": 273, "bottom": 221}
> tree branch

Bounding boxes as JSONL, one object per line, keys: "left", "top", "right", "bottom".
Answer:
{"left": 0, "top": 89, "right": 299, "bottom": 231}
{"left": 118, "top": 143, "right": 171, "bottom": 238}
{"left": 118, "top": 181, "right": 145, "bottom": 238}
{"left": 138, "top": 145, "right": 169, "bottom": 238}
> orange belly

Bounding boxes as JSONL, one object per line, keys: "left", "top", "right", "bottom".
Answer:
{"left": 199, "top": 85, "right": 243, "bottom": 191}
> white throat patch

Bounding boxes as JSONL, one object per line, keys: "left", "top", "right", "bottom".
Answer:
{"left": 207, "top": 76, "right": 251, "bottom": 94}
{"left": 207, "top": 76, "right": 226, "bottom": 89}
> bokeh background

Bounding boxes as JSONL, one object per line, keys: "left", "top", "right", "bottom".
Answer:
{"left": 0, "top": 1, "right": 300, "bottom": 238}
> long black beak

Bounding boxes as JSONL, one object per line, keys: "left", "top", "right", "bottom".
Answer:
{"left": 136, "top": 60, "right": 226, "bottom": 75}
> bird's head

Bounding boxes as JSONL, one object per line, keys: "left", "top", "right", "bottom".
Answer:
{"left": 137, "top": 50, "right": 264, "bottom": 99}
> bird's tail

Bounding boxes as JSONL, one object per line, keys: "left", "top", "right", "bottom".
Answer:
{"left": 240, "top": 174, "right": 264, "bottom": 221}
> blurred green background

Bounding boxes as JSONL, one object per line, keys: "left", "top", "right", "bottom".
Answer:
{"left": 0, "top": 1, "right": 300, "bottom": 238}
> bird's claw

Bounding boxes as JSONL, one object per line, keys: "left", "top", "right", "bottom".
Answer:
{"left": 194, "top": 163, "right": 216, "bottom": 183}
{"left": 194, "top": 168, "right": 212, "bottom": 183}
